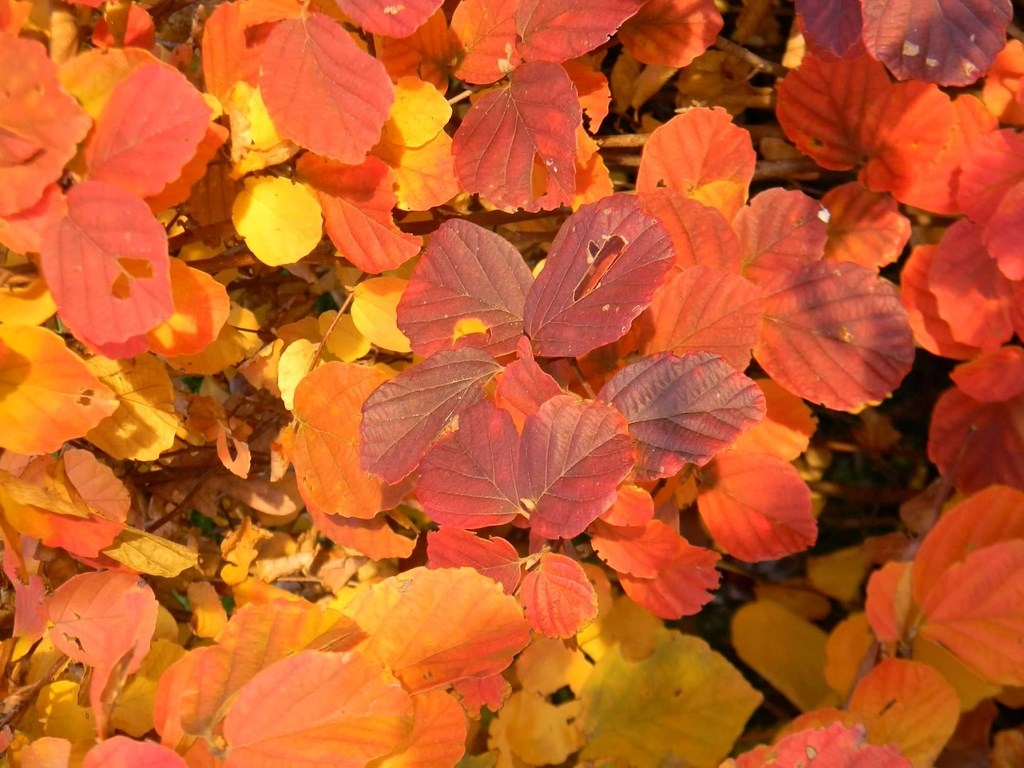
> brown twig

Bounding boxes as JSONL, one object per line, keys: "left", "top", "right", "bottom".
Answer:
{"left": 714, "top": 35, "right": 788, "bottom": 78}
{"left": 145, "top": 465, "right": 219, "bottom": 532}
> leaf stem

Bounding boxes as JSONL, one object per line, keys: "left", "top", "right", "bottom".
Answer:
{"left": 714, "top": 35, "right": 788, "bottom": 78}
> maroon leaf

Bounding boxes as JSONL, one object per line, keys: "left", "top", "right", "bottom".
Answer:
{"left": 260, "top": 14, "right": 394, "bottom": 163}
{"left": 519, "top": 396, "right": 634, "bottom": 539}
{"left": 515, "top": 0, "right": 645, "bottom": 63}
{"left": 734, "top": 188, "right": 829, "bottom": 286}
{"left": 334, "top": 0, "right": 444, "bottom": 37}
{"left": 360, "top": 349, "right": 502, "bottom": 482}
{"left": 640, "top": 264, "right": 764, "bottom": 372}
{"left": 397, "top": 220, "right": 533, "bottom": 357}
{"left": 416, "top": 400, "right": 523, "bottom": 528}
{"left": 795, "top": 0, "right": 864, "bottom": 59}
{"left": 427, "top": 527, "right": 523, "bottom": 594}
{"left": 754, "top": 261, "right": 915, "bottom": 412}
{"left": 453, "top": 61, "right": 580, "bottom": 212}
{"left": 861, "top": 0, "right": 1012, "bottom": 86}
{"left": 598, "top": 352, "right": 766, "bottom": 481}
{"left": 523, "top": 194, "right": 673, "bottom": 357}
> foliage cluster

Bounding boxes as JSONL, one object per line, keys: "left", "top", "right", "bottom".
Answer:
{"left": 1, "top": 0, "right": 1024, "bottom": 765}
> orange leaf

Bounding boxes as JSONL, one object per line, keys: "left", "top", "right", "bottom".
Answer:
{"left": 730, "top": 379, "right": 816, "bottom": 461}
{"left": 308, "top": 505, "right": 417, "bottom": 560}
{"left": 377, "top": 689, "right": 468, "bottom": 768}
{"left": 223, "top": 650, "right": 414, "bottom": 768}
{"left": 450, "top": 0, "right": 520, "bottom": 84}
{"left": 636, "top": 107, "right": 755, "bottom": 220}
{"left": 346, "top": 566, "right": 531, "bottom": 692}
{"left": 618, "top": 0, "right": 721, "bottom": 68}
{"left": 145, "top": 259, "right": 230, "bottom": 357}
{"left": 638, "top": 190, "right": 742, "bottom": 272}
{"left": 519, "top": 552, "right": 598, "bottom": 639}
{"left": 0, "top": 326, "right": 117, "bottom": 454}
{"left": 822, "top": 182, "right": 911, "bottom": 270}
{"left": 0, "top": 33, "right": 91, "bottom": 217}
{"left": 290, "top": 362, "right": 387, "bottom": 517}
{"left": 84, "top": 736, "right": 185, "bottom": 768}
{"left": 864, "top": 560, "right": 915, "bottom": 644}
{"left": 697, "top": 451, "right": 817, "bottom": 563}
{"left": 377, "top": 9, "right": 455, "bottom": 93}
{"left": 899, "top": 244, "right": 981, "bottom": 360}
{"left": 848, "top": 659, "right": 959, "bottom": 768}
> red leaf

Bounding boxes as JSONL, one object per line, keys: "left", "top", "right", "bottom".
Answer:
{"left": 335, "top": 0, "right": 443, "bottom": 36}
{"left": 618, "top": 0, "right": 722, "bottom": 68}
{"left": 731, "top": 723, "right": 911, "bottom": 768}
{"left": 296, "top": 153, "right": 421, "bottom": 274}
{"left": 638, "top": 190, "right": 741, "bottom": 272}
{"left": 260, "top": 14, "right": 394, "bottom": 163}
{"left": 950, "top": 347, "right": 1024, "bottom": 402}
{"left": 452, "top": 673, "right": 511, "bottom": 714}
{"left": 84, "top": 737, "right": 185, "bottom": 768}
{"left": 201, "top": 1, "right": 262, "bottom": 102}
{"left": 957, "top": 128, "right": 1024, "bottom": 226}
{"left": 795, "top": 0, "right": 864, "bottom": 59}
{"left": 598, "top": 351, "right": 765, "bottom": 480}
{"left": 753, "top": 261, "right": 914, "bottom": 412}
{"left": 599, "top": 484, "right": 654, "bottom": 526}
{"left": 523, "top": 194, "right": 673, "bottom": 357}
{"left": 822, "top": 182, "right": 911, "bottom": 270}
{"left": 515, "top": 0, "right": 644, "bottom": 63}
{"left": 450, "top": 0, "right": 520, "bottom": 84}
{"left": 519, "top": 396, "right": 634, "bottom": 538}
{"left": 40, "top": 181, "right": 172, "bottom": 347}
{"left": 928, "top": 384, "right": 1024, "bottom": 494}
{"left": 635, "top": 107, "right": 756, "bottom": 220}
{"left": 223, "top": 650, "right": 414, "bottom": 768}
{"left": 453, "top": 61, "right": 580, "bottom": 211}
{"left": 983, "top": 181, "right": 1024, "bottom": 281}
{"left": 899, "top": 245, "right": 981, "bottom": 360}
{"left": 640, "top": 264, "right": 764, "bottom": 372}
{"left": 617, "top": 533, "right": 721, "bottom": 619}
{"left": 360, "top": 348, "right": 502, "bottom": 482}
{"left": 397, "top": 220, "right": 533, "bottom": 357}
{"left": 519, "top": 552, "right": 598, "bottom": 638}
{"left": 494, "top": 336, "right": 564, "bottom": 427}
{"left": 735, "top": 189, "right": 829, "bottom": 286}
{"left": 417, "top": 400, "right": 523, "bottom": 528}
{"left": 0, "top": 33, "right": 91, "bottom": 217}
{"left": 427, "top": 527, "right": 522, "bottom": 594}
{"left": 860, "top": 0, "right": 1012, "bottom": 86}
{"left": 85, "top": 64, "right": 210, "bottom": 198}
{"left": 927, "top": 219, "right": 1016, "bottom": 350}
{"left": 697, "top": 451, "right": 817, "bottom": 562}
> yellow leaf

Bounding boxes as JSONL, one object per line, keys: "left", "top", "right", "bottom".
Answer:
{"left": 489, "top": 691, "right": 583, "bottom": 766}
{"left": 808, "top": 545, "right": 870, "bottom": 603}
{"left": 110, "top": 638, "right": 186, "bottom": 737}
{"left": 577, "top": 594, "right": 662, "bottom": 663}
{"left": 220, "top": 516, "right": 272, "bottom": 585}
{"left": 166, "top": 303, "right": 263, "bottom": 375}
{"left": 85, "top": 354, "right": 180, "bottom": 461}
{"left": 351, "top": 277, "right": 412, "bottom": 353}
{"left": 232, "top": 175, "right": 323, "bottom": 266}
{"left": 0, "top": 326, "right": 117, "bottom": 455}
{"left": 102, "top": 527, "right": 199, "bottom": 578}
{"left": 731, "top": 600, "right": 839, "bottom": 713}
{"left": 579, "top": 629, "right": 761, "bottom": 768}
{"left": 36, "top": 680, "right": 94, "bottom": 743}
{"left": 278, "top": 339, "right": 318, "bottom": 411}
{"left": 824, "top": 612, "right": 874, "bottom": 699}
{"left": 373, "top": 131, "right": 459, "bottom": 211}
{"left": 319, "top": 310, "right": 371, "bottom": 362}
{"left": 516, "top": 637, "right": 593, "bottom": 697}
{"left": 188, "top": 581, "right": 229, "bottom": 638}
{"left": 381, "top": 76, "right": 452, "bottom": 148}
{"left": 0, "top": 277, "right": 56, "bottom": 326}
{"left": 912, "top": 636, "right": 1001, "bottom": 712}
{"left": 452, "top": 317, "right": 489, "bottom": 343}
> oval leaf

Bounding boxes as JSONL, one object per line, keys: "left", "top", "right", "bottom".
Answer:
{"left": 519, "top": 552, "right": 598, "bottom": 638}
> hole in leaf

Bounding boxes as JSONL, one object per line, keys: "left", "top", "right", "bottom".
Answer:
{"left": 530, "top": 153, "right": 549, "bottom": 199}
{"left": 112, "top": 258, "right": 154, "bottom": 299}
{"left": 77, "top": 388, "right": 95, "bottom": 406}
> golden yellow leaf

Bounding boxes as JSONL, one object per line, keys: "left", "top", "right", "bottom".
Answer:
{"left": 351, "top": 277, "right": 412, "bottom": 353}
{"left": 102, "top": 527, "right": 199, "bottom": 578}
{"left": 220, "top": 516, "right": 272, "bottom": 585}
{"left": 824, "top": 612, "right": 874, "bottom": 699}
{"left": 0, "top": 277, "right": 56, "bottom": 326}
{"left": 232, "top": 175, "right": 323, "bottom": 266}
{"left": 912, "top": 636, "right": 1001, "bottom": 712}
{"left": 110, "top": 638, "right": 187, "bottom": 738}
{"left": 0, "top": 326, "right": 117, "bottom": 455}
{"left": 489, "top": 691, "right": 583, "bottom": 766}
{"left": 808, "top": 545, "right": 870, "bottom": 603}
{"left": 319, "top": 310, "right": 371, "bottom": 362}
{"left": 381, "top": 76, "right": 452, "bottom": 148}
{"left": 188, "top": 581, "right": 229, "bottom": 638}
{"left": 731, "top": 600, "right": 839, "bottom": 712}
{"left": 373, "top": 131, "right": 459, "bottom": 211}
{"left": 579, "top": 629, "right": 761, "bottom": 768}
{"left": 577, "top": 595, "right": 662, "bottom": 663}
{"left": 84, "top": 354, "right": 179, "bottom": 461}
{"left": 226, "top": 81, "right": 299, "bottom": 176}
{"left": 36, "top": 680, "right": 94, "bottom": 743}
{"left": 516, "top": 637, "right": 593, "bottom": 697}
{"left": 278, "top": 339, "right": 318, "bottom": 411}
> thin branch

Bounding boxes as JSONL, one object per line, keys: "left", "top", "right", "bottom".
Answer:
{"left": 597, "top": 134, "right": 650, "bottom": 149}
{"left": 714, "top": 35, "right": 788, "bottom": 78}
{"left": 145, "top": 465, "right": 219, "bottom": 532}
